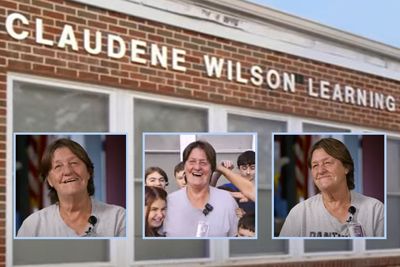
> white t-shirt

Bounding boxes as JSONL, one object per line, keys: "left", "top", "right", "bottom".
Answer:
{"left": 163, "top": 186, "right": 239, "bottom": 237}
{"left": 279, "top": 191, "right": 384, "bottom": 237}
{"left": 17, "top": 198, "right": 126, "bottom": 237}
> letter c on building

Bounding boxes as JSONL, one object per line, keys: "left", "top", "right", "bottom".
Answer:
{"left": 6, "top": 13, "right": 29, "bottom": 40}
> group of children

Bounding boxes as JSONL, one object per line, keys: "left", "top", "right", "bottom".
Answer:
{"left": 144, "top": 150, "right": 256, "bottom": 238}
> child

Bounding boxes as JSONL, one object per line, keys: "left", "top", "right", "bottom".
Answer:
{"left": 145, "top": 166, "right": 169, "bottom": 189}
{"left": 237, "top": 213, "right": 255, "bottom": 237}
{"left": 173, "top": 161, "right": 186, "bottom": 188}
{"left": 145, "top": 186, "right": 167, "bottom": 237}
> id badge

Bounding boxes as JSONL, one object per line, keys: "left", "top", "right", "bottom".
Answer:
{"left": 348, "top": 222, "right": 365, "bottom": 237}
{"left": 196, "top": 221, "right": 209, "bottom": 237}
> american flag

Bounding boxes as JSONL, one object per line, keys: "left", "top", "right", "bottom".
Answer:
{"left": 294, "top": 135, "right": 311, "bottom": 202}
{"left": 26, "top": 135, "right": 47, "bottom": 212}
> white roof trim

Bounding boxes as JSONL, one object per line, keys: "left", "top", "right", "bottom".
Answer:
{"left": 71, "top": 0, "right": 400, "bottom": 81}
{"left": 214, "top": 0, "right": 400, "bottom": 57}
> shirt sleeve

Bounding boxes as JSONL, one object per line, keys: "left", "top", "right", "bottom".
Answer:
{"left": 115, "top": 207, "right": 126, "bottom": 237}
{"left": 373, "top": 200, "right": 384, "bottom": 237}
{"left": 17, "top": 214, "right": 39, "bottom": 237}
{"left": 228, "top": 196, "right": 239, "bottom": 237}
{"left": 279, "top": 204, "right": 302, "bottom": 237}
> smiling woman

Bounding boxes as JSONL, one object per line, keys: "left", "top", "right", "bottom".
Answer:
{"left": 163, "top": 140, "right": 239, "bottom": 238}
{"left": 41, "top": 140, "right": 95, "bottom": 205}
{"left": 278, "top": 136, "right": 384, "bottom": 238}
{"left": 16, "top": 138, "right": 126, "bottom": 238}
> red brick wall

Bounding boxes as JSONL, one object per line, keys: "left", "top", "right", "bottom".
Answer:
{"left": 1, "top": 0, "right": 399, "bottom": 266}
{"left": 2, "top": 0, "right": 400, "bottom": 131}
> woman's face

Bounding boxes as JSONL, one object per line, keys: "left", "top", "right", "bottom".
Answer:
{"left": 311, "top": 148, "right": 348, "bottom": 192}
{"left": 145, "top": 171, "right": 167, "bottom": 189}
{"left": 147, "top": 198, "right": 167, "bottom": 229}
{"left": 185, "top": 147, "right": 212, "bottom": 189}
{"left": 47, "top": 147, "right": 90, "bottom": 198}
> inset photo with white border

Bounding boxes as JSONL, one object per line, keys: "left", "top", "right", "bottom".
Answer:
{"left": 273, "top": 133, "right": 386, "bottom": 239}
{"left": 14, "top": 133, "right": 127, "bottom": 239}
{"left": 143, "top": 132, "right": 257, "bottom": 239}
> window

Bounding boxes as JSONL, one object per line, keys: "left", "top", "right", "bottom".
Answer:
{"left": 366, "top": 138, "right": 400, "bottom": 249}
{"left": 9, "top": 75, "right": 399, "bottom": 266}
{"left": 133, "top": 98, "right": 209, "bottom": 261}
{"left": 302, "top": 123, "right": 352, "bottom": 253}
{"left": 12, "top": 80, "right": 110, "bottom": 265}
{"left": 228, "top": 114, "right": 288, "bottom": 256}
{"left": 13, "top": 82, "right": 108, "bottom": 132}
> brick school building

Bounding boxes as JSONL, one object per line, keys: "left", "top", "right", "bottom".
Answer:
{"left": 1, "top": 0, "right": 400, "bottom": 266}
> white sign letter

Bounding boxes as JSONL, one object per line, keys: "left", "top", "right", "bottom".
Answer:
{"left": 319, "top": 80, "right": 331, "bottom": 100}
{"left": 250, "top": 65, "right": 263, "bottom": 86}
{"left": 283, "top": 72, "right": 295, "bottom": 92}
{"left": 84, "top": 29, "right": 102, "bottom": 55}
{"left": 308, "top": 78, "right": 318, "bottom": 97}
{"left": 131, "top": 39, "right": 147, "bottom": 64}
{"left": 6, "top": 13, "right": 29, "bottom": 40}
{"left": 58, "top": 24, "right": 78, "bottom": 51}
{"left": 151, "top": 44, "right": 168, "bottom": 68}
{"left": 36, "top": 18, "right": 54, "bottom": 46}
{"left": 108, "top": 34, "right": 126, "bottom": 59}
{"left": 386, "top": 95, "right": 396, "bottom": 112}
{"left": 266, "top": 69, "right": 280, "bottom": 90}
{"left": 236, "top": 62, "right": 248, "bottom": 84}
{"left": 172, "top": 48, "right": 186, "bottom": 72}
{"left": 203, "top": 55, "right": 224, "bottom": 78}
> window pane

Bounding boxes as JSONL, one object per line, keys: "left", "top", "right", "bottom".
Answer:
{"left": 230, "top": 190, "right": 288, "bottom": 256}
{"left": 134, "top": 99, "right": 208, "bottom": 178}
{"left": 13, "top": 81, "right": 110, "bottom": 264}
{"left": 13, "top": 82, "right": 108, "bottom": 132}
{"left": 386, "top": 139, "right": 400, "bottom": 193}
{"left": 366, "top": 139, "right": 400, "bottom": 249}
{"left": 303, "top": 123, "right": 349, "bottom": 133}
{"left": 228, "top": 114, "right": 286, "bottom": 186}
{"left": 366, "top": 196, "right": 400, "bottom": 249}
{"left": 304, "top": 240, "right": 352, "bottom": 252}
{"left": 134, "top": 99, "right": 209, "bottom": 261}
{"left": 228, "top": 114, "right": 287, "bottom": 256}
{"left": 134, "top": 183, "right": 209, "bottom": 260}
{"left": 366, "top": 195, "right": 400, "bottom": 249}
{"left": 14, "top": 240, "right": 108, "bottom": 265}
{"left": 302, "top": 123, "right": 352, "bottom": 252}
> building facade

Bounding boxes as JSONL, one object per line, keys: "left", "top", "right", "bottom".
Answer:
{"left": 2, "top": 0, "right": 400, "bottom": 266}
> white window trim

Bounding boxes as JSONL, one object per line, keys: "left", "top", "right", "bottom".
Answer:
{"left": 6, "top": 72, "right": 13, "bottom": 267}
{"left": 110, "top": 91, "right": 134, "bottom": 266}
{"left": 6, "top": 73, "right": 12, "bottom": 267}
{"left": 208, "top": 106, "right": 230, "bottom": 264}
{"left": 7, "top": 73, "right": 400, "bottom": 267}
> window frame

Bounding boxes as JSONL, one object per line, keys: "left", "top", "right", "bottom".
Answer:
{"left": 7, "top": 73, "right": 118, "bottom": 266}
